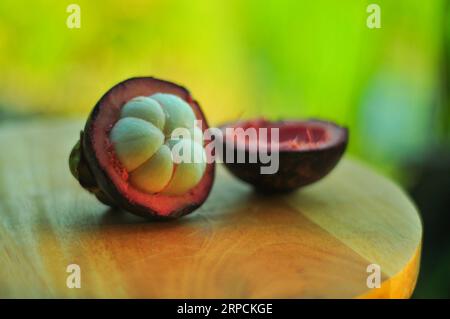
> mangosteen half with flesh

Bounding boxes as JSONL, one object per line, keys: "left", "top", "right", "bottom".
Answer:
{"left": 219, "top": 118, "right": 348, "bottom": 193}
{"left": 69, "top": 77, "right": 215, "bottom": 219}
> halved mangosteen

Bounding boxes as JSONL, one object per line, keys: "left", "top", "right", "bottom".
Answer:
{"left": 219, "top": 118, "right": 348, "bottom": 193}
{"left": 69, "top": 77, "right": 215, "bottom": 219}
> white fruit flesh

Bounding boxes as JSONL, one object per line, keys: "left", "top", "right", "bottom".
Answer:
{"left": 110, "top": 118, "right": 164, "bottom": 171}
{"left": 163, "top": 138, "right": 206, "bottom": 195}
{"left": 121, "top": 96, "right": 165, "bottom": 131}
{"left": 110, "top": 94, "right": 206, "bottom": 195}
{"left": 151, "top": 93, "right": 197, "bottom": 136}
{"left": 129, "top": 145, "right": 173, "bottom": 193}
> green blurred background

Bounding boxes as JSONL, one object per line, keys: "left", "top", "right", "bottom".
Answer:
{"left": 0, "top": 0, "right": 449, "bottom": 298}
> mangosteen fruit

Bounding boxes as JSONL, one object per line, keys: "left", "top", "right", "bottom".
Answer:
{"left": 219, "top": 118, "right": 348, "bottom": 193}
{"left": 69, "top": 77, "right": 215, "bottom": 219}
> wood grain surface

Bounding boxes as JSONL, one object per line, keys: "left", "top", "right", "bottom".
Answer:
{"left": 0, "top": 119, "right": 422, "bottom": 298}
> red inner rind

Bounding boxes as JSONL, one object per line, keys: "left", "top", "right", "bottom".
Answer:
{"left": 223, "top": 118, "right": 346, "bottom": 152}
{"left": 86, "top": 78, "right": 214, "bottom": 217}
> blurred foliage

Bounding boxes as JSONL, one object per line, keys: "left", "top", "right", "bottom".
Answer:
{"left": 409, "top": 150, "right": 450, "bottom": 298}
{"left": 0, "top": 1, "right": 445, "bottom": 167}
{"left": 0, "top": 0, "right": 449, "bottom": 297}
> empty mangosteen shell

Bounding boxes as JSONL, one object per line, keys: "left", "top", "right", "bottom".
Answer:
{"left": 219, "top": 119, "right": 348, "bottom": 193}
{"left": 71, "top": 77, "right": 215, "bottom": 219}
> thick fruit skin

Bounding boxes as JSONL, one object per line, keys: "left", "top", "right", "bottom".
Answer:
{"left": 70, "top": 77, "right": 215, "bottom": 219}
{"left": 219, "top": 120, "right": 348, "bottom": 193}
{"left": 69, "top": 132, "right": 116, "bottom": 206}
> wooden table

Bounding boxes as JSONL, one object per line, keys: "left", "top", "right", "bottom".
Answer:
{"left": 0, "top": 119, "right": 422, "bottom": 298}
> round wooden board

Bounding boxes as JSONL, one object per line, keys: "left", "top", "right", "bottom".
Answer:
{"left": 0, "top": 119, "right": 422, "bottom": 298}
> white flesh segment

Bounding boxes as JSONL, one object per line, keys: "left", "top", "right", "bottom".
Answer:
{"left": 129, "top": 145, "right": 173, "bottom": 193}
{"left": 110, "top": 118, "right": 164, "bottom": 171}
{"left": 163, "top": 138, "right": 206, "bottom": 195}
{"left": 121, "top": 96, "right": 166, "bottom": 131}
{"left": 150, "top": 93, "right": 196, "bottom": 136}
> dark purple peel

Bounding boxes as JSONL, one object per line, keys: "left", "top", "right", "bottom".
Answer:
{"left": 219, "top": 119, "right": 348, "bottom": 193}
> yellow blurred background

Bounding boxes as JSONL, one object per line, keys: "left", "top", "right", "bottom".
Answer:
{"left": 0, "top": 1, "right": 443, "bottom": 159}
{"left": 1, "top": 1, "right": 446, "bottom": 177}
